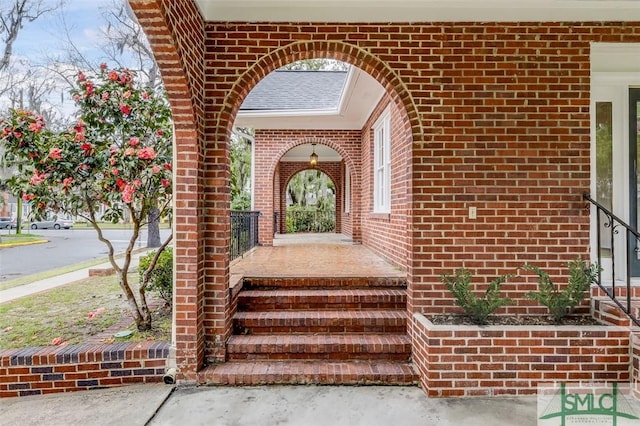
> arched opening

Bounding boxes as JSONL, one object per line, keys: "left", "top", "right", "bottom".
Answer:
{"left": 284, "top": 169, "right": 337, "bottom": 234}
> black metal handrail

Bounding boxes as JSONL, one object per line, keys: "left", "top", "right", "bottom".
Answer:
{"left": 285, "top": 209, "right": 335, "bottom": 233}
{"left": 583, "top": 192, "right": 640, "bottom": 327}
{"left": 230, "top": 210, "right": 260, "bottom": 261}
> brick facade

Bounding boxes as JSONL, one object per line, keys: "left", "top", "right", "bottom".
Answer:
{"left": 129, "top": 0, "right": 640, "bottom": 388}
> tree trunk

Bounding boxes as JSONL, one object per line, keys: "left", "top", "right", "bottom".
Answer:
{"left": 147, "top": 206, "right": 161, "bottom": 247}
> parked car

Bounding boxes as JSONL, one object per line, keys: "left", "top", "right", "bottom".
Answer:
{"left": 30, "top": 218, "right": 75, "bottom": 230}
{"left": 0, "top": 216, "right": 19, "bottom": 229}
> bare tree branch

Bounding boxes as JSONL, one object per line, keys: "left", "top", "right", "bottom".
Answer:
{"left": 0, "top": 0, "right": 61, "bottom": 71}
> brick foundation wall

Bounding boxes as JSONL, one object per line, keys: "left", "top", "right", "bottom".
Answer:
{"left": 412, "top": 314, "right": 631, "bottom": 397}
{"left": 0, "top": 342, "right": 169, "bottom": 398}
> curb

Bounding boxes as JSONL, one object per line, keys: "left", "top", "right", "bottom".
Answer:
{"left": 0, "top": 239, "right": 48, "bottom": 249}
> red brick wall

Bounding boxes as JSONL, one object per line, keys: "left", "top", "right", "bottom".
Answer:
{"left": 360, "top": 95, "right": 412, "bottom": 269}
{"left": 0, "top": 342, "right": 168, "bottom": 398}
{"left": 130, "top": 2, "right": 640, "bottom": 378}
{"left": 277, "top": 161, "right": 343, "bottom": 235}
{"left": 412, "top": 314, "right": 631, "bottom": 397}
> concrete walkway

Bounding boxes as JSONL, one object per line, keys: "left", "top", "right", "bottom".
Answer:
{"left": 1, "top": 384, "right": 539, "bottom": 426}
{"left": 0, "top": 250, "right": 153, "bottom": 304}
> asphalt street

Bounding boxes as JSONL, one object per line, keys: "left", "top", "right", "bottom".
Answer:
{"left": 0, "top": 227, "right": 172, "bottom": 281}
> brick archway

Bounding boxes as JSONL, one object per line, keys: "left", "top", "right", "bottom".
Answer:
{"left": 128, "top": 0, "right": 209, "bottom": 380}
{"left": 279, "top": 162, "right": 342, "bottom": 235}
{"left": 257, "top": 136, "right": 360, "bottom": 243}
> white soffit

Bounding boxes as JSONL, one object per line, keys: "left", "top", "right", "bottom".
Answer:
{"left": 234, "top": 66, "right": 386, "bottom": 130}
{"left": 195, "top": 0, "right": 640, "bottom": 23}
{"left": 281, "top": 144, "right": 342, "bottom": 162}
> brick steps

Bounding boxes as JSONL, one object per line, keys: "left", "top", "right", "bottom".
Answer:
{"left": 227, "top": 334, "right": 411, "bottom": 361}
{"left": 592, "top": 297, "right": 640, "bottom": 327}
{"left": 199, "top": 360, "right": 418, "bottom": 385}
{"left": 243, "top": 277, "right": 407, "bottom": 290}
{"left": 207, "top": 278, "right": 416, "bottom": 386}
{"left": 233, "top": 310, "right": 407, "bottom": 334}
{"left": 238, "top": 289, "right": 406, "bottom": 311}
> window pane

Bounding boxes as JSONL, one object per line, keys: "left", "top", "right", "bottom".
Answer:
{"left": 596, "top": 101, "right": 613, "bottom": 256}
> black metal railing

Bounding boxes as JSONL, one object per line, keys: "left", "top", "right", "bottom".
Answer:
{"left": 285, "top": 209, "right": 335, "bottom": 233}
{"left": 230, "top": 210, "right": 260, "bottom": 261}
{"left": 583, "top": 192, "right": 640, "bottom": 327}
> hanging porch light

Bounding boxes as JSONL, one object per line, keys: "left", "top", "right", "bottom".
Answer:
{"left": 309, "top": 143, "right": 318, "bottom": 167}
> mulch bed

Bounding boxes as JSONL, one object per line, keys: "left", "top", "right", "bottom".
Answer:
{"left": 430, "top": 314, "right": 603, "bottom": 326}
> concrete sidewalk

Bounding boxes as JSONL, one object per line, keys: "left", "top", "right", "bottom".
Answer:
{"left": 1, "top": 384, "right": 538, "bottom": 426}
{"left": 0, "top": 250, "right": 153, "bottom": 304}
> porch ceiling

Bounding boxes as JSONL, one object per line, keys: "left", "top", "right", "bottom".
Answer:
{"left": 235, "top": 65, "right": 385, "bottom": 130}
{"left": 195, "top": 0, "right": 640, "bottom": 23}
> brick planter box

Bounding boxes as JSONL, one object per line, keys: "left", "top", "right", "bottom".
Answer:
{"left": 411, "top": 313, "right": 631, "bottom": 397}
{"left": 0, "top": 341, "right": 169, "bottom": 398}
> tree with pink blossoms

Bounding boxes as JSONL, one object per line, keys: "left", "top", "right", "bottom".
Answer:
{"left": 1, "top": 65, "right": 172, "bottom": 331}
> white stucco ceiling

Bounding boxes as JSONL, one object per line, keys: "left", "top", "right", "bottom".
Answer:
{"left": 195, "top": 0, "right": 640, "bottom": 22}
{"left": 281, "top": 144, "right": 342, "bottom": 163}
{"left": 234, "top": 65, "right": 385, "bottom": 130}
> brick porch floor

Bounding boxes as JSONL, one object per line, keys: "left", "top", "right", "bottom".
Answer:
{"left": 230, "top": 232, "right": 406, "bottom": 280}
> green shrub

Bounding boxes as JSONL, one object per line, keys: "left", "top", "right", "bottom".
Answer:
{"left": 139, "top": 247, "right": 173, "bottom": 306}
{"left": 522, "top": 259, "right": 599, "bottom": 323}
{"left": 441, "top": 268, "right": 514, "bottom": 325}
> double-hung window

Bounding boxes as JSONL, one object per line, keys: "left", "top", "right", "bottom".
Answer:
{"left": 373, "top": 107, "right": 391, "bottom": 213}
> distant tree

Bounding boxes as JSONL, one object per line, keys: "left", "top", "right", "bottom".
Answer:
{"left": 281, "top": 59, "right": 348, "bottom": 72}
{"left": 231, "top": 127, "right": 252, "bottom": 210}
{"left": 1, "top": 66, "right": 173, "bottom": 330}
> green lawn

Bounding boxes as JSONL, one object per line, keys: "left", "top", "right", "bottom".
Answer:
{"left": 0, "top": 274, "right": 171, "bottom": 349}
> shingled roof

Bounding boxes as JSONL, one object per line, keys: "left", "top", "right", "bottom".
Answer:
{"left": 240, "top": 70, "right": 348, "bottom": 111}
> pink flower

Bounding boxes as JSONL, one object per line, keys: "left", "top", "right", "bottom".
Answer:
{"left": 152, "top": 165, "right": 161, "bottom": 174}
{"left": 2, "top": 127, "right": 11, "bottom": 137}
{"left": 109, "top": 157, "right": 117, "bottom": 165}
{"left": 108, "top": 70, "right": 119, "bottom": 81}
{"left": 102, "top": 92, "right": 110, "bottom": 101}
{"left": 156, "top": 129, "right": 163, "bottom": 136}
{"left": 73, "top": 94, "right": 81, "bottom": 102}
{"left": 129, "top": 137, "right": 140, "bottom": 146}
{"left": 28, "top": 121, "right": 43, "bottom": 132}
{"left": 133, "top": 179, "right": 142, "bottom": 187}
{"left": 74, "top": 132, "right": 85, "bottom": 142}
{"left": 62, "top": 177, "right": 74, "bottom": 188}
{"left": 111, "top": 168, "right": 119, "bottom": 176}
{"left": 122, "top": 183, "right": 136, "bottom": 203}
{"left": 77, "top": 71, "right": 85, "bottom": 82}
{"left": 123, "top": 90, "right": 131, "bottom": 99}
{"left": 100, "top": 63, "right": 108, "bottom": 70}
{"left": 142, "top": 92, "right": 150, "bottom": 100}
{"left": 29, "top": 170, "right": 46, "bottom": 185}
{"left": 81, "top": 143, "right": 92, "bottom": 153}
{"left": 163, "top": 163, "right": 172, "bottom": 171}
{"left": 85, "top": 82, "right": 94, "bottom": 96}
{"left": 13, "top": 131, "right": 22, "bottom": 138}
{"left": 161, "top": 179, "right": 170, "bottom": 187}
{"left": 116, "top": 179, "right": 126, "bottom": 190}
{"left": 48, "top": 147, "right": 62, "bottom": 160}
{"left": 137, "top": 147, "right": 156, "bottom": 160}
{"left": 120, "top": 105, "right": 131, "bottom": 115}
{"left": 22, "top": 193, "right": 35, "bottom": 201}
{"left": 124, "top": 147, "right": 135, "bottom": 156}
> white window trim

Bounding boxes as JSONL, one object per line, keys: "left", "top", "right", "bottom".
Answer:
{"left": 344, "top": 165, "right": 351, "bottom": 214}
{"left": 373, "top": 107, "right": 391, "bottom": 214}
